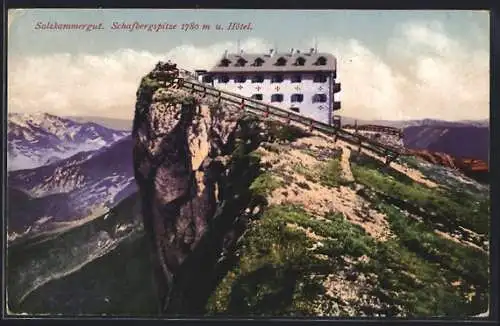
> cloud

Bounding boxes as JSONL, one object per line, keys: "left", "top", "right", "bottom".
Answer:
{"left": 8, "top": 22, "right": 488, "bottom": 121}
{"left": 317, "top": 20, "right": 489, "bottom": 121}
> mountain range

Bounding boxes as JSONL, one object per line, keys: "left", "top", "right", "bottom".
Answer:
{"left": 8, "top": 112, "right": 129, "bottom": 171}
{"left": 7, "top": 113, "right": 134, "bottom": 241}
{"left": 66, "top": 115, "right": 490, "bottom": 131}
{"left": 339, "top": 117, "right": 490, "bottom": 129}
{"left": 403, "top": 125, "right": 489, "bottom": 162}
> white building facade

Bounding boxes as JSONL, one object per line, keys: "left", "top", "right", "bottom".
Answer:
{"left": 197, "top": 49, "right": 341, "bottom": 125}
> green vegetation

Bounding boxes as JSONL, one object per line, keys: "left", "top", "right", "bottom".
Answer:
{"left": 249, "top": 173, "right": 283, "bottom": 198}
{"left": 398, "top": 155, "right": 423, "bottom": 170}
{"left": 379, "top": 203, "right": 488, "bottom": 287}
{"left": 319, "top": 158, "right": 349, "bottom": 187}
{"left": 265, "top": 121, "right": 311, "bottom": 142}
{"left": 206, "top": 205, "right": 330, "bottom": 316}
{"left": 140, "top": 76, "right": 162, "bottom": 90}
{"left": 293, "top": 157, "right": 348, "bottom": 188}
{"left": 350, "top": 153, "right": 489, "bottom": 236}
{"left": 207, "top": 199, "right": 489, "bottom": 317}
{"left": 293, "top": 163, "right": 317, "bottom": 183}
{"left": 348, "top": 152, "right": 489, "bottom": 316}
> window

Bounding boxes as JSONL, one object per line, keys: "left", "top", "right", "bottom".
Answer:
{"left": 291, "top": 74, "right": 302, "bottom": 83}
{"left": 220, "top": 58, "right": 231, "bottom": 67}
{"left": 251, "top": 94, "right": 263, "bottom": 101}
{"left": 312, "top": 94, "right": 327, "bottom": 103}
{"left": 313, "top": 74, "right": 327, "bottom": 83}
{"left": 271, "top": 94, "right": 284, "bottom": 102}
{"left": 295, "top": 57, "right": 306, "bottom": 66}
{"left": 218, "top": 75, "right": 229, "bottom": 83}
{"left": 290, "top": 107, "right": 300, "bottom": 113}
{"left": 316, "top": 56, "right": 327, "bottom": 65}
{"left": 275, "top": 57, "right": 287, "bottom": 66}
{"left": 235, "top": 75, "right": 247, "bottom": 83}
{"left": 253, "top": 57, "right": 265, "bottom": 66}
{"left": 291, "top": 94, "right": 304, "bottom": 103}
{"left": 271, "top": 74, "right": 284, "bottom": 83}
{"left": 252, "top": 75, "right": 264, "bottom": 83}
{"left": 202, "top": 75, "right": 213, "bottom": 83}
{"left": 236, "top": 58, "right": 247, "bottom": 67}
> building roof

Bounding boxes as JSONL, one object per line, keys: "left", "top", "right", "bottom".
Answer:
{"left": 208, "top": 50, "right": 337, "bottom": 73}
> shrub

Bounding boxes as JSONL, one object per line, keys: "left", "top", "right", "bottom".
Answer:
{"left": 319, "top": 158, "right": 347, "bottom": 187}
{"left": 265, "top": 121, "right": 310, "bottom": 142}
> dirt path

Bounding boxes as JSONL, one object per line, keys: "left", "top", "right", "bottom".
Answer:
{"left": 257, "top": 144, "right": 393, "bottom": 242}
{"left": 339, "top": 145, "right": 355, "bottom": 182}
{"left": 297, "top": 130, "right": 438, "bottom": 189}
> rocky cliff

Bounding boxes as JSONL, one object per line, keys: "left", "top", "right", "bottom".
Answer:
{"left": 132, "top": 63, "right": 267, "bottom": 314}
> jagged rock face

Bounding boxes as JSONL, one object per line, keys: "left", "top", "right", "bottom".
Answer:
{"left": 406, "top": 149, "right": 488, "bottom": 183}
{"left": 132, "top": 67, "right": 245, "bottom": 314}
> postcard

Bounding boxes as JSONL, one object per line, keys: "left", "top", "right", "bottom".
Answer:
{"left": 6, "top": 8, "right": 490, "bottom": 318}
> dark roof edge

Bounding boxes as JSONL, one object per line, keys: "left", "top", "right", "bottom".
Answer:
{"left": 205, "top": 69, "right": 337, "bottom": 74}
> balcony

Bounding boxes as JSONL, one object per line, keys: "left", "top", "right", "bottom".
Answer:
{"left": 332, "top": 101, "right": 341, "bottom": 110}
{"left": 333, "top": 83, "right": 341, "bottom": 93}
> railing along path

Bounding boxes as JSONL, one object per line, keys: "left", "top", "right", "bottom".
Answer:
{"left": 154, "top": 65, "right": 407, "bottom": 164}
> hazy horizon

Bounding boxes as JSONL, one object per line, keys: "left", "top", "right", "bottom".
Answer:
{"left": 8, "top": 9, "right": 490, "bottom": 121}
{"left": 9, "top": 111, "right": 490, "bottom": 122}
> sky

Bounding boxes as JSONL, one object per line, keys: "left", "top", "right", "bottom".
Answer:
{"left": 7, "top": 9, "right": 490, "bottom": 121}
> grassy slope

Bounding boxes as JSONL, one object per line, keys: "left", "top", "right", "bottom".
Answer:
{"left": 206, "top": 128, "right": 490, "bottom": 317}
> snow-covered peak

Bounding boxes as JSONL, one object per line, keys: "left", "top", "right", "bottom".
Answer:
{"left": 8, "top": 112, "right": 130, "bottom": 171}
{"left": 9, "top": 112, "right": 54, "bottom": 128}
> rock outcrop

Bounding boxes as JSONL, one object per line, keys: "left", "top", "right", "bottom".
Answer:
{"left": 132, "top": 62, "right": 263, "bottom": 314}
{"left": 406, "top": 149, "right": 488, "bottom": 183}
